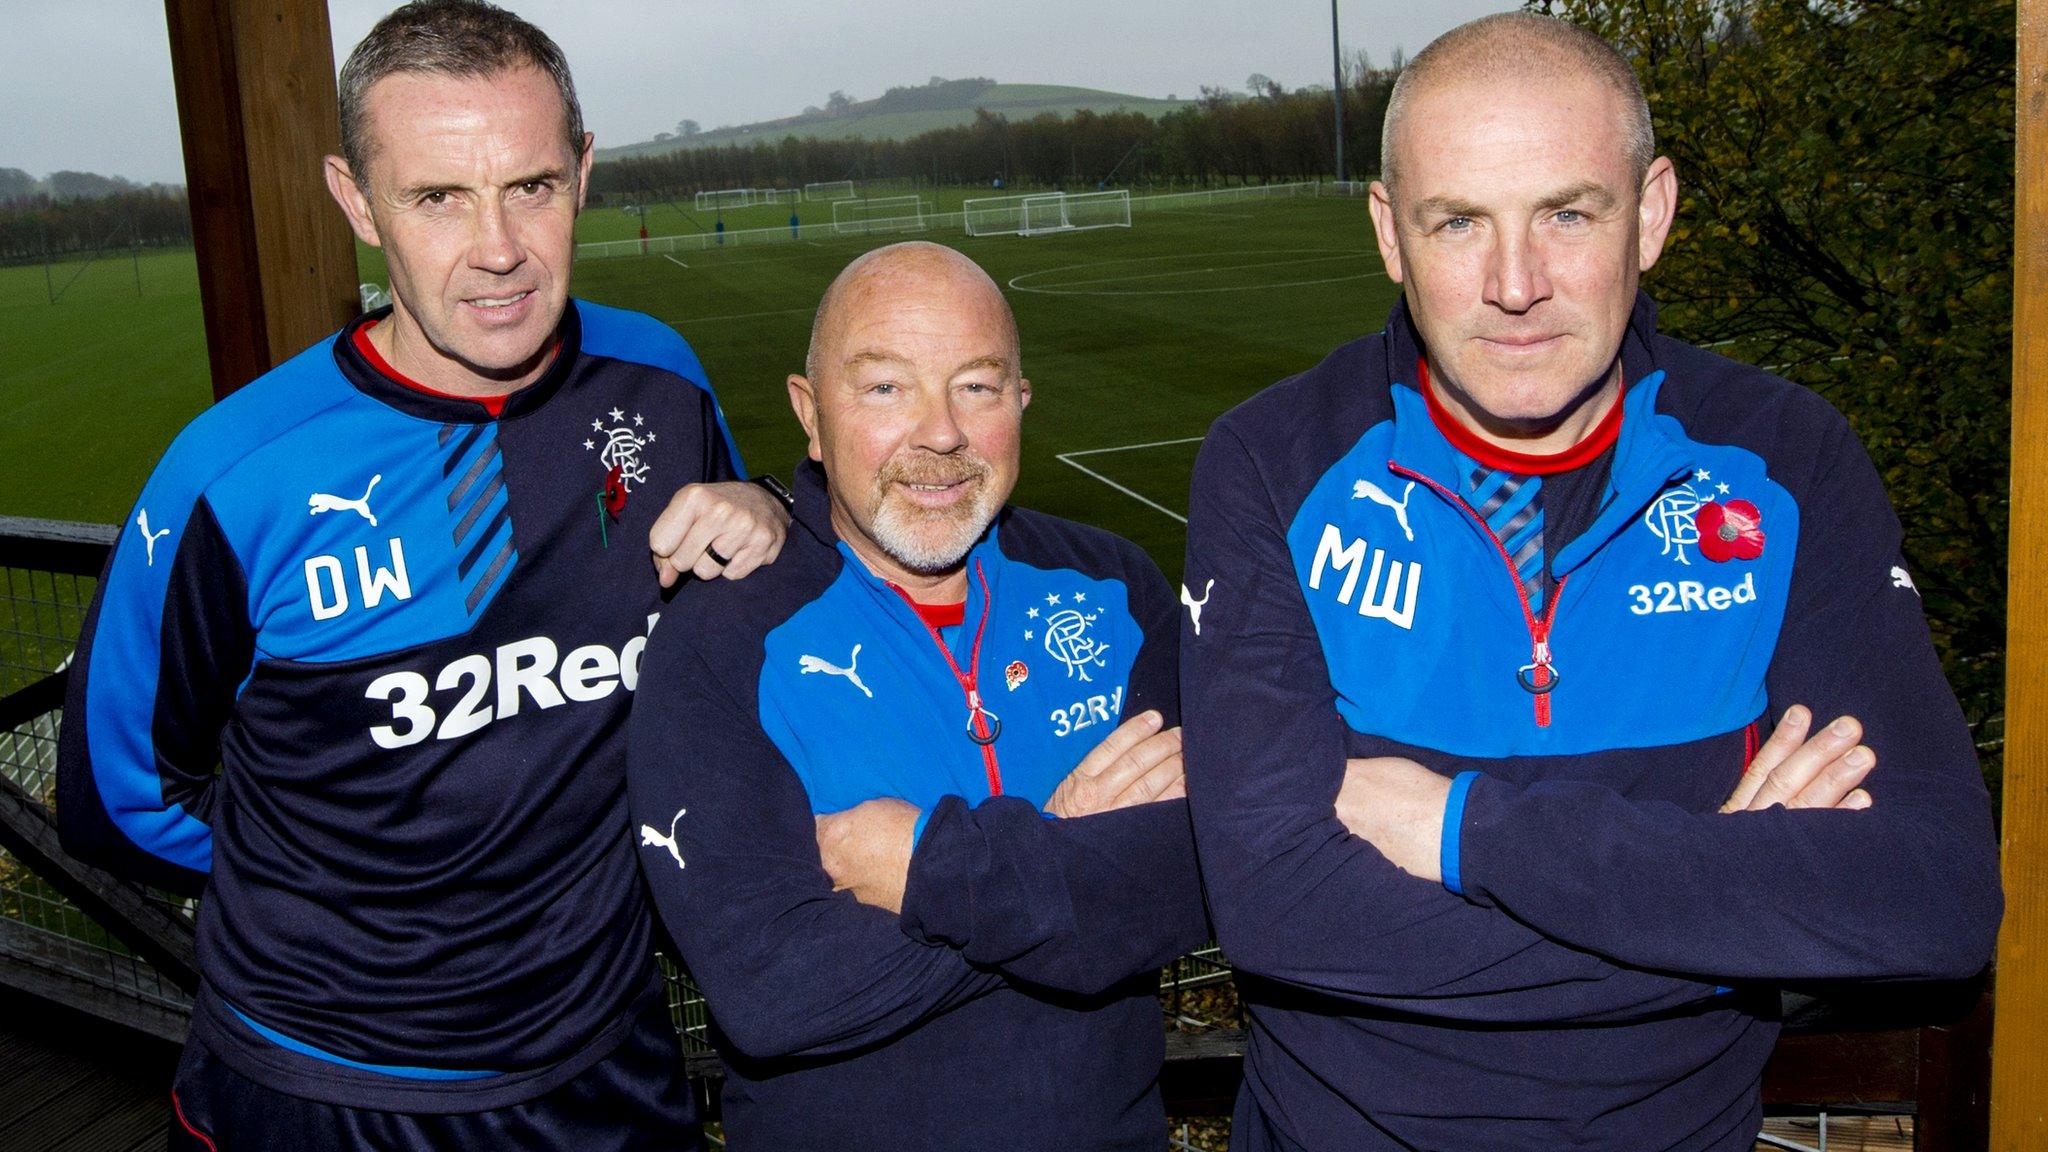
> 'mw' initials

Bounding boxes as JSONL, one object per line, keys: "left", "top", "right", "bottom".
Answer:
{"left": 1308, "top": 524, "right": 1421, "bottom": 631}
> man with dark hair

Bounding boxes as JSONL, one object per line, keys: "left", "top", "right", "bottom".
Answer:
{"left": 1182, "top": 11, "right": 2001, "bottom": 1150}
{"left": 628, "top": 242, "right": 1208, "bottom": 1150}
{"left": 56, "top": 2, "right": 787, "bottom": 1147}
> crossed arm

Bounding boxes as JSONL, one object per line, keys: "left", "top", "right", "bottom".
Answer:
{"left": 1178, "top": 421, "right": 1998, "bottom": 1025}
{"left": 814, "top": 708, "right": 1207, "bottom": 995}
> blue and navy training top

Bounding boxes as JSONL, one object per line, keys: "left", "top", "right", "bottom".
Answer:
{"left": 628, "top": 460, "right": 1208, "bottom": 1151}
{"left": 1181, "top": 292, "right": 2002, "bottom": 1152}
{"left": 58, "top": 300, "right": 740, "bottom": 1112}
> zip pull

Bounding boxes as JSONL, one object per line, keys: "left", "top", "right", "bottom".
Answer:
{"left": 966, "top": 688, "right": 1002, "bottom": 745}
{"left": 1513, "top": 592, "right": 1566, "bottom": 728}
{"left": 1391, "top": 461, "right": 1568, "bottom": 730}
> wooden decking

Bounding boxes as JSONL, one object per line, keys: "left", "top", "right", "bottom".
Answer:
{"left": 0, "top": 987, "right": 174, "bottom": 1152}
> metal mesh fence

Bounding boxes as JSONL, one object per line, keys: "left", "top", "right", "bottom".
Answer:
{"left": 1, "top": 564, "right": 92, "bottom": 700}
{"left": 657, "top": 952, "right": 716, "bottom": 1056}
{"left": 0, "top": 559, "right": 196, "bottom": 1014}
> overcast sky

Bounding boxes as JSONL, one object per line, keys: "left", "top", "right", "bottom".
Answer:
{"left": 4, "top": 0, "right": 1513, "bottom": 185}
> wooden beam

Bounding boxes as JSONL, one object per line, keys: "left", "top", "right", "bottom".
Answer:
{"left": 1994, "top": 1, "right": 2048, "bottom": 1145}
{"left": 163, "top": 0, "right": 358, "bottom": 400}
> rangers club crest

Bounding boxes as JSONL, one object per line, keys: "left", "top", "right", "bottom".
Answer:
{"left": 585, "top": 408, "right": 654, "bottom": 495}
{"left": 1643, "top": 470, "right": 1764, "bottom": 564}
{"left": 1023, "top": 593, "right": 1110, "bottom": 681}
{"left": 1643, "top": 483, "right": 1704, "bottom": 565}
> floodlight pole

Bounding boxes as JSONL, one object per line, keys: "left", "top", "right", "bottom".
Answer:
{"left": 1331, "top": 0, "right": 1345, "bottom": 182}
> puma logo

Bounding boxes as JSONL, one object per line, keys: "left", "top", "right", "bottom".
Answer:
{"left": 1180, "top": 580, "right": 1214, "bottom": 637}
{"left": 799, "top": 643, "right": 872, "bottom": 698}
{"left": 1352, "top": 479, "right": 1416, "bottom": 542}
{"left": 136, "top": 509, "right": 170, "bottom": 566}
{"left": 309, "top": 475, "right": 382, "bottom": 527}
{"left": 639, "top": 807, "right": 686, "bottom": 871}
{"left": 1891, "top": 565, "right": 1918, "bottom": 595}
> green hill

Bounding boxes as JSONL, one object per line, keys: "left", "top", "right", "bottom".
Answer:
{"left": 599, "top": 80, "right": 1193, "bottom": 160}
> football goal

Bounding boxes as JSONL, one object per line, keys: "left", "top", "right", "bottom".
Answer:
{"left": 695, "top": 187, "right": 760, "bottom": 210}
{"left": 804, "top": 180, "right": 856, "bottom": 201}
{"left": 963, "top": 194, "right": 1032, "bottom": 236}
{"left": 832, "top": 195, "right": 927, "bottom": 236}
{"left": 966, "top": 190, "right": 1131, "bottom": 237}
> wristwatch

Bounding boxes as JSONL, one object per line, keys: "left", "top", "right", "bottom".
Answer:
{"left": 751, "top": 473, "right": 795, "bottom": 512}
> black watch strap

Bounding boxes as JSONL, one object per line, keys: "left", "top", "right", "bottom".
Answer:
{"left": 751, "top": 473, "right": 795, "bottom": 511}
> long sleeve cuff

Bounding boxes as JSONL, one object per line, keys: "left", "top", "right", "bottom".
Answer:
{"left": 1441, "top": 770, "right": 1481, "bottom": 896}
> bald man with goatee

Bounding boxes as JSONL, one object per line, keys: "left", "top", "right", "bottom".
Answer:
{"left": 1180, "top": 12, "right": 2000, "bottom": 1151}
{"left": 628, "top": 243, "right": 1207, "bottom": 1151}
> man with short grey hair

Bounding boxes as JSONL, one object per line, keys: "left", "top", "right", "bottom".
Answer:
{"left": 58, "top": 2, "right": 787, "bottom": 1147}
{"left": 1182, "top": 12, "right": 2000, "bottom": 1150}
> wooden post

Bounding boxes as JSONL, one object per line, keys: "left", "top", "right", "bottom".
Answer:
{"left": 1993, "top": 1, "right": 2048, "bottom": 1145}
{"left": 163, "top": 0, "right": 358, "bottom": 400}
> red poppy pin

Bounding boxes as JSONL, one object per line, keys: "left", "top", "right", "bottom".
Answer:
{"left": 1696, "top": 499, "right": 1764, "bottom": 562}
{"left": 603, "top": 464, "right": 628, "bottom": 518}
{"left": 1004, "top": 660, "right": 1029, "bottom": 691}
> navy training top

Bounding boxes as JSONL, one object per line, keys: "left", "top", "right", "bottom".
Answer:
{"left": 629, "top": 459, "right": 1209, "bottom": 1151}
{"left": 1181, "top": 291, "right": 2002, "bottom": 1151}
{"left": 58, "top": 300, "right": 739, "bottom": 1111}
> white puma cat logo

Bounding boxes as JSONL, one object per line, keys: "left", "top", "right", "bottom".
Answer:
{"left": 639, "top": 807, "right": 686, "bottom": 870}
{"left": 1180, "top": 580, "right": 1214, "bottom": 636}
{"left": 136, "top": 509, "right": 170, "bottom": 566}
{"left": 308, "top": 474, "right": 382, "bottom": 527}
{"left": 799, "top": 643, "right": 872, "bottom": 698}
{"left": 1352, "top": 479, "right": 1416, "bottom": 542}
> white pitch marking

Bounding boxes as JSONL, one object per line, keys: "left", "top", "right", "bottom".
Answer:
{"left": 1055, "top": 435, "right": 1208, "bottom": 523}
{"left": 663, "top": 254, "right": 690, "bottom": 268}
{"left": 1056, "top": 453, "right": 1187, "bottom": 525}
{"left": 1061, "top": 436, "right": 1207, "bottom": 459}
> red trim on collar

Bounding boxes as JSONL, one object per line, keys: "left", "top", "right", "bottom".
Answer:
{"left": 1419, "top": 356, "right": 1624, "bottom": 476}
{"left": 354, "top": 319, "right": 509, "bottom": 417}
{"left": 912, "top": 600, "right": 968, "bottom": 630}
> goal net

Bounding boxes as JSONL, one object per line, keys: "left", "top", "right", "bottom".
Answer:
{"left": 967, "top": 191, "right": 1131, "bottom": 237}
{"left": 1054, "top": 190, "right": 1131, "bottom": 233}
{"left": 804, "top": 180, "right": 856, "bottom": 201}
{"left": 1020, "top": 194, "right": 1073, "bottom": 236}
{"left": 695, "top": 188, "right": 759, "bottom": 210}
{"left": 963, "top": 194, "right": 1032, "bottom": 236}
{"left": 832, "top": 195, "right": 927, "bottom": 236}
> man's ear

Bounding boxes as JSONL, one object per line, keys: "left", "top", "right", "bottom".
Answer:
{"left": 788, "top": 374, "right": 824, "bottom": 462}
{"left": 573, "top": 132, "right": 594, "bottom": 214}
{"left": 1636, "top": 156, "right": 1679, "bottom": 273}
{"left": 324, "top": 156, "right": 381, "bottom": 248}
{"left": 1017, "top": 376, "right": 1031, "bottom": 412}
{"left": 1368, "top": 181, "right": 1404, "bottom": 284}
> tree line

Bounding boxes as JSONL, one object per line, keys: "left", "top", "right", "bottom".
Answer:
{"left": 0, "top": 184, "right": 193, "bottom": 266}
{"left": 589, "top": 63, "right": 1401, "bottom": 203}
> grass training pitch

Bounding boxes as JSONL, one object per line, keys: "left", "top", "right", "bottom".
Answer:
{"left": 0, "top": 192, "right": 1394, "bottom": 581}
